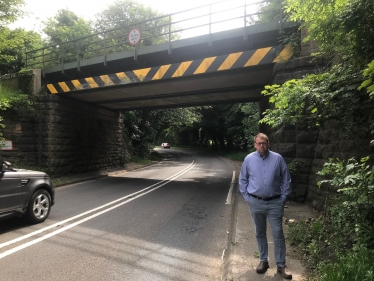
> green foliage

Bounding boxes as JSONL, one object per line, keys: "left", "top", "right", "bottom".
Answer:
{"left": 259, "top": 0, "right": 374, "bottom": 142}
{"left": 286, "top": 0, "right": 374, "bottom": 65}
{"left": 279, "top": 29, "right": 301, "bottom": 57}
{"left": 43, "top": 9, "right": 92, "bottom": 45}
{"left": 287, "top": 159, "right": 299, "bottom": 176}
{"left": 220, "top": 151, "right": 249, "bottom": 162}
{"left": 252, "top": 0, "right": 285, "bottom": 24}
{"left": 286, "top": 157, "right": 374, "bottom": 279}
{"left": 18, "top": 70, "right": 34, "bottom": 95}
{"left": 317, "top": 247, "right": 374, "bottom": 281}
{"left": 154, "top": 107, "right": 201, "bottom": 146}
{"left": 36, "top": 1, "right": 178, "bottom": 68}
{"left": 287, "top": 219, "right": 309, "bottom": 247}
{"left": 260, "top": 73, "right": 329, "bottom": 129}
{"left": 260, "top": 64, "right": 374, "bottom": 138}
{"left": 241, "top": 103, "right": 260, "bottom": 150}
{"left": 360, "top": 60, "right": 374, "bottom": 99}
{"left": 42, "top": 9, "right": 94, "bottom": 64}
{"left": 254, "top": 1, "right": 300, "bottom": 57}
{"left": 0, "top": 84, "right": 34, "bottom": 146}
{"left": 0, "top": 27, "right": 43, "bottom": 73}
{"left": 92, "top": 0, "right": 174, "bottom": 47}
{"left": 287, "top": 219, "right": 327, "bottom": 268}
{"left": 149, "top": 103, "right": 259, "bottom": 153}
{"left": 0, "top": 0, "right": 24, "bottom": 26}
{"left": 317, "top": 157, "right": 374, "bottom": 250}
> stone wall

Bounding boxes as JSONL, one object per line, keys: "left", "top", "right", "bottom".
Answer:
{"left": 270, "top": 55, "right": 373, "bottom": 210}
{"left": 306, "top": 122, "right": 372, "bottom": 210}
{"left": 0, "top": 95, "right": 126, "bottom": 175}
{"left": 268, "top": 114, "right": 372, "bottom": 211}
{"left": 269, "top": 126, "right": 319, "bottom": 204}
{"left": 300, "top": 27, "right": 320, "bottom": 57}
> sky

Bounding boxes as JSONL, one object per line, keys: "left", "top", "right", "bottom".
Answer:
{"left": 9, "top": 0, "right": 262, "bottom": 38}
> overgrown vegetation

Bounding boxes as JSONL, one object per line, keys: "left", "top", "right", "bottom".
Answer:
{"left": 287, "top": 157, "right": 374, "bottom": 280}
{"left": 258, "top": 0, "right": 374, "bottom": 280}
{"left": 0, "top": 82, "right": 35, "bottom": 147}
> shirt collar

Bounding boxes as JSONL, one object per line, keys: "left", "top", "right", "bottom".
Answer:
{"left": 256, "top": 149, "right": 269, "bottom": 159}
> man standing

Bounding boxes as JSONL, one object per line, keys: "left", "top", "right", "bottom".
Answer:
{"left": 239, "top": 133, "right": 292, "bottom": 279}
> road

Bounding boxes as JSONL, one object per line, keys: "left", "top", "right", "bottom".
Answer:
{"left": 0, "top": 149, "right": 237, "bottom": 281}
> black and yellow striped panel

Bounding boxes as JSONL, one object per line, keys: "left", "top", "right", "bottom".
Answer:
{"left": 47, "top": 45, "right": 293, "bottom": 94}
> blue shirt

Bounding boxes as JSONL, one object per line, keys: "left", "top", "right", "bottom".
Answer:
{"left": 238, "top": 149, "right": 291, "bottom": 202}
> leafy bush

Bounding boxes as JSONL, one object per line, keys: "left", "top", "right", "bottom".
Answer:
{"left": 0, "top": 84, "right": 35, "bottom": 147}
{"left": 317, "top": 247, "right": 374, "bottom": 281}
{"left": 286, "top": 156, "right": 374, "bottom": 278}
{"left": 318, "top": 157, "right": 374, "bottom": 251}
{"left": 287, "top": 219, "right": 331, "bottom": 268}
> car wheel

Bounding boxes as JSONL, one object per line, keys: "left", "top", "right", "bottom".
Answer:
{"left": 25, "top": 189, "right": 51, "bottom": 224}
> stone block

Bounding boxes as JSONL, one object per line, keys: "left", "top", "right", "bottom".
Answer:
{"left": 296, "top": 144, "right": 316, "bottom": 158}
{"left": 296, "top": 174, "right": 309, "bottom": 184}
{"left": 276, "top": 143, "right": 296, "bottom": 157}
{"left": 297, "top": 130, "right": 318, "bottom": 143}
{"left": 294, "top": 183, "right": 308, "bottom": 196}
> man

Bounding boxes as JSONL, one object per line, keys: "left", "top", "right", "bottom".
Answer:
{"left": 239, "top": 133, "right": 292, "bottom": 279}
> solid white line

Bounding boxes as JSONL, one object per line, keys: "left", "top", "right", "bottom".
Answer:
{"left": 0, "top": 162, "right": 196, "bottom": 259}
{"left": 0, "top": 161, "right": 195, "bottom": 250}
{"left": 225, "top": 171, "right": 235, "bottom": 204}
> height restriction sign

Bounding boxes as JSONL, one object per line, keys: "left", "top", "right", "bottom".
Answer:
{"left": 128, "top": 28, "right": 141, "bottom": 46}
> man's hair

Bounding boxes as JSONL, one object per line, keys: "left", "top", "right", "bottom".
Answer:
{"left": 253, "top": 133, "right": 269, "bottom": 143}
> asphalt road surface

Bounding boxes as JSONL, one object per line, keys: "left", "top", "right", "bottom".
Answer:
{"left": 0, "top": 149, "right": 237, "bottom": 281}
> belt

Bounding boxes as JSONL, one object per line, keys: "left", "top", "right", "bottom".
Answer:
{"left": 249, "top": 194, "right": 281, "bottom": 201}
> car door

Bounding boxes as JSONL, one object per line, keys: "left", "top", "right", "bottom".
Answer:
{"left": 0, "top": 171, "right": 23, "bottom": 213}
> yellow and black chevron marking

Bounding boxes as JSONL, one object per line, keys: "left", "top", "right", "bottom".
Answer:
{"left": 47, "top": 45, "right": 293, "bottom": 94}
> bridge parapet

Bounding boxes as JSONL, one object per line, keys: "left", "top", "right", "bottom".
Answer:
{"left": 25, "top": 0, "right": 299, "bottom": 81}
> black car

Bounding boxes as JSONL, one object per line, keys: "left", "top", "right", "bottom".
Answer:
{"left": 0, "top": 161, "right": 55, "bottom": 223}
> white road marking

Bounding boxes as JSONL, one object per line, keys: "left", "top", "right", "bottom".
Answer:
{"left": 0, "top": 161, "right": 196, "bottom": 259}
{"left": 225, "top": 171, "right": 236, "bottom": 204}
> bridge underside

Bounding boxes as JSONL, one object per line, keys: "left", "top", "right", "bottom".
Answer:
{"left": 56, "top": 64, "right": 273, "bottom": 111}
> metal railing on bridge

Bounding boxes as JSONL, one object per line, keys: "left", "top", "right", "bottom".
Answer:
{"left": 25, "top": 0, "right": 286, "bottom": 71}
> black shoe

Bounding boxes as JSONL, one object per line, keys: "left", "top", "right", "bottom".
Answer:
{"left": 277, "top": 266, "right": 292, "bottom": 279}
{"left": 256, "top": 261, "right": 269, "bottom": 273}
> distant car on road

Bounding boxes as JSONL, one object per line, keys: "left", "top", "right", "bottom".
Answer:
{"left": 161, "top": 143, "right": 170, "bottom": 149}
{"left": 0, "top": 161, "right": 55, "bottom": 224}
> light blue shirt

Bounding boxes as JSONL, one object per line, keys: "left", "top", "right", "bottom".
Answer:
{"left": 239, "top": 149, "right": 291, "bottom": 202}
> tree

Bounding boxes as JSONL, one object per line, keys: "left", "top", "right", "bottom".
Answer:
{"left": 122, "top": 107, "right": 201, "bottom": 157}
{"left": 0, "top": 27, "right": 43, "bottom": 73}
{"left": 241, "top": 102, "right": 260, "bottom": 150}
{"left": 0, "top": 82, "right": 35, "bottom": 146}
{"left": 42, "top": 9, "right": 94, "bottom": 64}
{"left": 0, "top": 0, "right": 24, "bottom": 26}
{"left": 153, "top": 107, "right": 201, "bottom": 146}
{"left": 252, "top": 0, "right": 285, "bottom": 24}
{"left": 286, "top": 0, "right": 374, "bottom": 65}
{"left": 92, "top": 0, "right": 176, "bottom": 52}
{"left": 260, "top": 0, "right": 374, "bottom": 140}
{"left": 43, "top": 9, "right": 92, "bottom": 45}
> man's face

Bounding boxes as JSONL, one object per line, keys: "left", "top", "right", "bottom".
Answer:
{"left": 254, "top": 137, "right": 269, "bottom": 155}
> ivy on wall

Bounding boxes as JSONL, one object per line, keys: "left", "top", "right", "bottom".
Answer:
{"left": 18, "top": 70, "right": 34, "bottom": 95}
{"left": 0, "top": 70, "right": 37, "bottom": 147}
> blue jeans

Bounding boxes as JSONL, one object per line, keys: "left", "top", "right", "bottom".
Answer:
{"left": 247, "top": 196, "right": 286, "bottom": 267}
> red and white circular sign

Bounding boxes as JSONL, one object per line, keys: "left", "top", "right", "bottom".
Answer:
{"left": 128, "top": 28, "right": 141, "bottom": 46}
